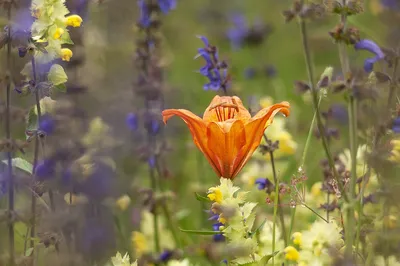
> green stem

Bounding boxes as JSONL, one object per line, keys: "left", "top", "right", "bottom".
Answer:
{"left": 268, "top": 149, "right": 287, "bottom": 246}
{"left": 302, "top": 203, "right": 328, "bottom": 223}
{"left": 288, "top": 96, "right": 322, "bottom": 241}
{"left": 5, "top": 6, "right": 15, "bottom": 266}
{"left": 155, "top": 156, "right": 181, "bottom": 248}
{"left": 272, "top": 174, "right": 280, "bottom": 265}
{"left": 298, "top": 16, "right": 349, "bottom": 202}
{"left": 149, "top": 165, "right": 161, "bottom": 254}
{"left": 30, "top": 56, "right": 42, "bottom": 263}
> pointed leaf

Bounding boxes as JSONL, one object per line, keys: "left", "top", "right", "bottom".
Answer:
{"left": 25, "top": 247, "right": 34, "bottom": 257}
{"left": 2, "top": 158, "right": 33, "bottom": 174}
{"left": 48, "top": 64, "right": 67, "bottom": 86}
{"left": 179, "top": 228, "right": 220, "bottom": 235}
{"left": 194, "top": 192, "right": 210, "bottom": 202}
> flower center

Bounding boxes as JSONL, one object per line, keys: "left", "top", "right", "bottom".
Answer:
{"left": 209, "top": 100, "right": 239, "bottom": 122}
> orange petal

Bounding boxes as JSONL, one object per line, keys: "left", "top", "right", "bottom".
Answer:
{"left": 206, "top": 120, "right": 246, "bottom": 179}
{"left": 162, "top": 109, "right": 220, "bottom": 174}
{"left": 230, "top": 102, "right": 290, "bottom": 178}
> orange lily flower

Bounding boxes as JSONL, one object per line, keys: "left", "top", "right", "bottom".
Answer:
{"left": 162, "top": 95, "right": 290, "bottom": 179}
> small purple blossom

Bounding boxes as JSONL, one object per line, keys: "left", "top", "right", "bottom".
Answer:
{"left": 226, "top": 13, "right": 248, "bottom": 50}
{"left": 354, "top": 39, "right": 385, "bottom": 73}
{"left": 35, "top": 159, "right": 56, "bottom": 181}
{"left": 138, "top": 0, "right": 151, "bottom": 28}
{"left": 159, "top": 250, "right": 173, "bottom": 262}
{"left": 264, "top": 64, "right": 277, "bottom": 78}
{"left": 126, "top": 113, "right": 138, "bottom": 131}
{"left": 255, "top": 178, "right": 268, "bottom": 190}
{"left": 244, "top": 67, "right": 257, "bottom": 79}
{"left": 393, "top": 117, "right": 400, "bottom": 133}
{"left": 39, "top": 115, "right": 55, "bottom": 135}
{"left": 158, "top": 0, "right": 177, "bottom": 14}
{"left": 148, "top": 156, "right": 156, "bottom": 168}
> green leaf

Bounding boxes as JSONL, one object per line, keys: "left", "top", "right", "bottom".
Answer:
{"left": 48, "top": 64, "right": 67, "bottom": 86}
{"left": 260, "top": 251, "right": 279, "bottom": 264}
{"left": 60, "top": 30, "right": 74, "bottom": 45}
{"left": 1, "top": 157, "right": 33, "bottom": 174}
{"left": 194, "top": 192, "right": 210, "bottom": 202}
{"left": 238, "top": 252, "right": 279, "bottom": 266}
{"left": 55, "top": 83, "right": 66, "bottom": 92}
{"left": 179, "top": 228, "right": 220, "bottom": 235}
{"left": 25, "top": 247, "right": 34, "bottom": 257}
{"left": 26, "top": 106, "right": 38, "bottom": 139}
{"left": 248, "top": 219, "right": 267, "bottom": 238}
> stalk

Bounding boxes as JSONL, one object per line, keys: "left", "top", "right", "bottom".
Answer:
{"left": 30, "top": 56, "right": 42, "bottom": 262}
{"left": 266, "top": 143, "right": 287, "bottom": 246}
{"left": 271, "top": 174, "right": 280, "bottom": 265}
{"left": 5, "top": 6, "right": 15, "bottom": 266}
{"left": 298, "top": 11, "right": 349, "bottom": 202}
{"left": 335, "top": 0, "right": 357, "bottom": 257}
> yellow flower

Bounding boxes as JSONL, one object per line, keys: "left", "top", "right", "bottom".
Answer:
{"left": 65, "top": 15, "right": 83, "bottom": 27}
{"left": 218, "top": 214, "right": 227, "bottom": 224}
{"left": 207, "top": 187, "right": 223, "bottom": 203}
{"left": 389, "top": 139, "right": 400, "bottom": 162}
{"left": 311, "top": 182, "right": 322, "bottom": 197}
{"left": 132, "top": 231, "right": 148, "bottom": 257}
{"left": 284, "top": 246, "right": 300, "bottom": 261}
{"left": 116, "top": 195, "right": 131, "bottom": 211}
{"left": 53, "top": 27, "right": 64, "bottom": 39}
{"left": 292, "top": 232, "right": 302, "bottom": 246}
{"left": 61, "top": 48, "right": 73, "bottom": 61}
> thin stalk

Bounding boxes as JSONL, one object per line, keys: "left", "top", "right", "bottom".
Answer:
{"left": 288, "top": 96, "right": 322, "bottom": 241}
{"left": 271, "top": 174, "right": 280, "bottom": 265}
{"left": 154, "top": 157, "right": 181, "bottom": 248}
{"left": 149, "top": 165, "right": 161, "bottom": 253}
{"left": 298, "top": 16, "right": 349, "bottom": 202}
{"left": 302, "top": 203, "right": 328, "bottom": 223}
{"left": 268, "top": 148, "right": 287, "bottom": 246}
{"left": 336, "top": 0, "right": 357, "bottom": 257}
{"left": 5, "top": 6, "right": 15, "bottom": 266}
{"left": 30, "top": 57, "right": 42, "bottom": 261}
{"left": 388, "top": 59, "right": 398, "bottom": 107}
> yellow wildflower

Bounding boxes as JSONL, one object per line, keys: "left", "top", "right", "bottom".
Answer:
{"left": 218, "top": 214, "right": 227, "bottom": 224}
{"left": 116, "top": 195, "right": 131, "bottom": 211}
{"left": 53, "top": 27, "right": 64, "bottom": 39}
{"left": 61, "top": 48, "right": 73, "bottom": 61}
{"left": 131, "top": 231, "right": 148, "bottom": 257}
{"left": 65, "top": 15, "right": 83, "bottom": 27}
{"left": 284, "top": 246, "right": 300, "bottom": 261}
{"left": 311, "top": 182, "right": 322, "bottom": 197}
{"left": 389, "top": 139, "right": 400, "bottom": 162}
{"left": 207, "top": 187, "right": 223, "bottom": 203}
{"left": 292, "top": 232, "right": 302, "bottom": 247}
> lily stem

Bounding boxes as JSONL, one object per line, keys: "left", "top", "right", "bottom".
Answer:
{"left": 5, "top": 6, "right": 15, "bottom": 266}
{"left": 298, "top": 13, "right": 349, "bottom": 202}
{"left": 267, "top": 145, "right": 287, "bottom": 246}
{"left": 272, "top": 172, "right": 280, "bottom": 265}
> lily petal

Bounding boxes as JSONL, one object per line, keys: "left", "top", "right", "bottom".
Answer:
{"left": 230, "top": 102, "right": 290, "bottom": 178}
{"left": 162, "top": 109, "right": 220, "bottom": 174}
{"left": 203, "top": 95, "right": 251, "bottom": 123}
{"left": 206, "top": 120, "right": 246, "bottom": 179}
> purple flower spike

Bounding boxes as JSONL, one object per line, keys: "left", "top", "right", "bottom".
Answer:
{"left": 197, "top": 35, "right": 210, "bottom": 47}
{"left": 354, "top": 39, "right": 385, "bottom": 73}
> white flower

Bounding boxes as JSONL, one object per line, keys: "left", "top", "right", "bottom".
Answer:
{"left": 111, "top": 252, "right": 137, "bottom": 266}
